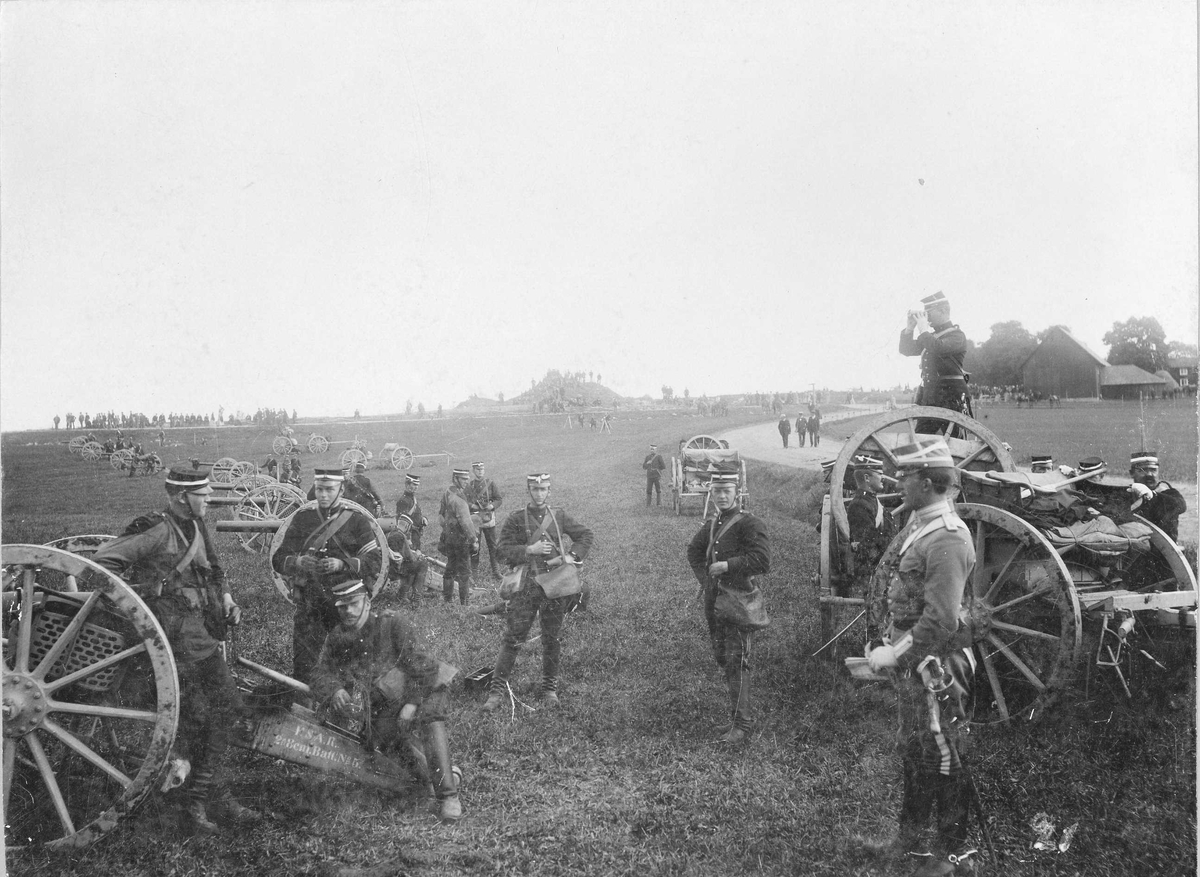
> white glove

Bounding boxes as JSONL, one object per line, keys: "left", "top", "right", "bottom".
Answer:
{"left": 1058, "top": 465, "right": 1076, "bottom": 477}
{"left": 1129, "top": 483, "right": 1154, "bottom": 501}
{"left": 867, "top": 645, "right": 899, "bottom": 672}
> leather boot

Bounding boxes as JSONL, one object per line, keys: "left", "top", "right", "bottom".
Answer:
{"left": 481, "top": 643, "right": 519, "bottom": 711}
{"left": 425, "top": 722, "right": 462, "bottom": 823}
{"left": 209, "top": 788, "right": 263, "bottom": 826}
{"left": 442, "top": 575, "right": 454, "bottom": 603}
{"left": 935, "top": 774, "right": 972, "bottom": 858}
{"left": 182, "top": 767, "right": 219, "bottom": 835}
{"left": 539, "top": 676, "right": 560, "bottom": 707}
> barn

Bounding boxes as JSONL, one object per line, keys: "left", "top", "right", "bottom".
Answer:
{"left": 1100, "top": 364, "right": 1171, "bottom": 400}
{"left": 1018, "top": 327, "right": 1109, "bottom": 399}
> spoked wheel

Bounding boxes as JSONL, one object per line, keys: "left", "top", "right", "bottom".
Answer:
{"left": 271, "top": 435, "right": 294, "bottom": 456}
{"left": 231, "top": 474, "right": 275, "bottom": 498}
{"left": 390, "top": 446, "right": 415, "bottom": 470}
{"left": 2, "top": 545, "right": 179, "bottom": 849}
{"left": 682, "top": 435, "right": 723, "bottom": 451}
{"left": 829, "top": 407, "right": 1014, "bottom": 544}
{"left": 307, "top": 434, "right": 329, "bottom": 454}
{"left": 229, "top": 461, "right": 256, "bottom": 482}
{"left": 80, "top": 442, "right": 103, "bottom": 462}
{"left": 869, "top": 503, "right": 1082, "bottom": 724}
{"left": 142, "top": 454, "right": 163, "bottom": 475}
{"left": 109, "top": 450, "right": 134, "bottom": 472}
{"left": 211, "top": 457, "right": 239, "bottom": 484}
{"left": 341, "top": 448, "right": 368, "bottom": 471}
{"left": 42, "top": 536, "right": 116, "bottom": 564}
{"left": 268, "top": 500, "right": 389, "bottom": 602}
{"left": 68, "top": 437, "right": 87, "bottom": 455}
{"left": 1123, "top": 515, "right": 1198, "bottom": 593}
{"left": 235, "top": 484, "right": 306, "bottom": 554}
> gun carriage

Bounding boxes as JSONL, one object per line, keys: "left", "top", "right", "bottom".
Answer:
{"left": 670, "top": 435, "right": 748, "bottom": 517}
{"left": 816, "top": 406, "right": 1196, "bottom": 724}
{"left": 271, "top": 431, "right": 335, "bottom": 456}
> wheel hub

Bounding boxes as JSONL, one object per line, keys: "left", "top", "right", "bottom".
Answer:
{"left": 3, "top": 671, "right": 49, "bottom": 737}
{"left": 965, "top": 598, "right": 993, "bottom": 640}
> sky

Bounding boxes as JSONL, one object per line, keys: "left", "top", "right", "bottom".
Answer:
{"left": 1, "top": 2, "right": 1196, "bottom": 431}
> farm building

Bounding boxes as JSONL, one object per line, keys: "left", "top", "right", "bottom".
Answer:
{"left": 1018, "top": 327, "right": 1109, "bottom": 398}
{"left": 1166, "top": 354, "right": 1198, "bottom": 395}
{"left": 1100, "top": 364, "right": 1170, "bottom": 400}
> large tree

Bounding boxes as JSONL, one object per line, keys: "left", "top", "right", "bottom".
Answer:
{"left": 970, "top": 321, "right": 1037, "bottom": 386}
{"left": 1104, "top": 316, "right": 1169, "bottom": 373}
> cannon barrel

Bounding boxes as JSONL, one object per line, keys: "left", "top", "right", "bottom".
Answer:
{"left": 235, "top": 655, "right": 311, "bottom": 694}
{"left": 216, "top": 519, "right": 285, "bottom": 532}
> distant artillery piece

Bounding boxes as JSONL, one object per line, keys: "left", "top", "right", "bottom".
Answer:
{"left": 669, "top": 435, "right": 747, "bottom": 517}
{"left": 271, "top": 431, "right": 335, "bottom": 456}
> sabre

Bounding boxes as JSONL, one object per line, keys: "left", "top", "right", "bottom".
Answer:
{"left": 811, "top": 609, "right": 866, "bottom": 657}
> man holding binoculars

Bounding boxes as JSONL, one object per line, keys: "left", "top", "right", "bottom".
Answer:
{"left": 900, "top": 291, "right": 970, "bottom": 433}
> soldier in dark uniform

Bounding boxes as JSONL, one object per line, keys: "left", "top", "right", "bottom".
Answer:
{"left": 467, "top": 461, "right": 504, "bottom": 579}
{"left": 306, "top": 462, "right": 383, "bottom": 516}
{"left": 286, "top": 448, "right": 303, "bottom": 487}
{"left": 900, "top": 292, "right": 970, "bottom": 434}
{"left": 438, "top": 468, "right": 478, "bottom": 605}
{"left": 386, "top": 514, "right": 430, "bottom": 606}
{"left": 865, "top": 439, "right": 978, "bottom": 876}
{"left": 272, "top": 467, "right": 383, "bottom": 684}
{"left": 807, "top": 411, "right": 821, "bottom": 447}
{"left": 777, "top": 414, "right": 792, "bottom": 448}
{"left": 643, "top": 444, "right": 666, "bottom": 506}
{"left": 1127, "top": 450, "right": 1187, "bottom": 542}
{"left": 687, "top": 471, "right": 771, "bottom": 745}
{"left": 395, "top": 473, "right": 428, "bottom": 550}
{"left": 481, "top": 473, "right": 594, "bottom": 711}
{"left": 846, "top": 455, "right": 896, "bottom": 598}
{"left": 310, "top": 579, "right": 461, "bottom": 822}
{"left": 795, "top": 412, "right": 807, "bottom": 447}
{"left": 92, "top": 466, "right": 259, "bottom": 834}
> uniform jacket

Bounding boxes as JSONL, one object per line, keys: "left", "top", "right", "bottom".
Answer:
{"left": 466, "top": 477, "right": 503, "bottom": 527}
{"left": 1135, "top": 481, "right": 1187, "bottom": 542}
{"left": 643, "top": 453, "right": 666, "bottom": 480}
{"left": 439, "top": 486, "right": 478, "bottom": 547}
{"left": 498, "top": 504, "right": 594, "bottom": 576}
{"left": 899, "top": 321, "right": 968, "bottom": 388}
{"left": 272, "top": 503, "right": 382, "bottom": 599}
{"left": 777, "top": 418, "right": 791, "bottom": 436}
{"left": 395, "top": 492, "right": 427, "bottom": 538}
{"left": 885, "top": 499, "right": 975, "bottom": 670}
{"left": 310, "top": 610, "right": 439, "bottom": 709}
{"left": 848, "top": 490, "right": 895, "bottom": 569}
{"left": 687, "top": 507, "right": 770, "bottom": 594}
{"left": 306, "top": 475, "right": 383, "bottom": 516}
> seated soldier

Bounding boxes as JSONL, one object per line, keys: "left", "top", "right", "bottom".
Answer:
{"left": 845, "top": 454, "right": 895, "bottom": 597}
{"left": 311, "top": 579, "right": 462, "bottom": 822}
{"left": 1030, "top": 454, "right": 1054, "bottom": 474}
{"left": 386, "top": 514, "right": 429, "bottom": 606}
{"left": 1128, "top": 450, "right": 1187, "bottom": 542}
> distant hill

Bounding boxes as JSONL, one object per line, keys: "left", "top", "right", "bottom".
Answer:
{"left": 511, "top": 370, "right": 627, "bottom": 408}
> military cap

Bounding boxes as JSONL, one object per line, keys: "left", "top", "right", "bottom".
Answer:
{"left": 1077, "top": 456, "right": 1106, "bottom": 474}
{"left": 894, "top": 438, "right": 955, "bottom": 471}
{"left": 649, "top": 444, "right": 658, "bottom": 451}
{"left": 471, "top": 461, "right": 485, "bottom": 469}
{"left": 396, "top": 513, "right": 414, "bottom": 533}
{"left": 707, "top": 472, "right": 740, "bottom": 486}
{"left": 921, "top": 291, "right": 949, "bottom": 308}
{"left": 313, "top": 467, "right": 345, "bottom": 482}
{"left": 165, "top": 465, "right": 213, "bottom": 492}
{"left": 452, "top": 468, "right": 471, "bottom": 478}
{"left": 1030, "top": 454, "right": 1053, "bottom": 470}
{"left": 849, "top": 454, "right": 884, "bottom": 471}
{"left": 1130, "top": 451, "right": 1159, "bottom": 467}
{"left": 819, "top": 458, "right": 837, "bottom": 474}
{"left": 330, "top": 579, "right": 368, "bottom": 606}
{"left": 404, "top": 473, "right": 421, "bottom": 485}
{"left": 526, "top": 473, "right": 551, "bottom": 486}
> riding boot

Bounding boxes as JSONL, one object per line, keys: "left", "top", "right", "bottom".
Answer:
{"left": 182, "top": 766, "right": 220, "bottom": 835}
{"left": 539, "top": 675, "right": 560, "bottom": 706}
{"left": 481, "top": 642, "right": 520, "bottom": 711}
{"left": 425, "top": 722, "right": 462, "bottom": 822}
{"left": 442, "top": 575, "right": 454, "bottom": 603}
{"left": 900, "top": 761, "right": 936, "bottom": 848}
{"left": 934, "top": 773, "right": 972, "bottom": 857}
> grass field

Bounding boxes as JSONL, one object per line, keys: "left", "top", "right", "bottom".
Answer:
{"left": 2, "top": 408, "right": 1196, "bottom": 877}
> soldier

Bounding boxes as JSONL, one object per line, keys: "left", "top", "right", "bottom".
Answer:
{"left": 262, "top": 455, "right": 279, "bottom": 480}
{"left": 687, "top": 470, "right": 770, "bottom": 745}
{"left": 53, "top": 414, "right": 60, "bottom": 429}
{"left": 1030, "top": 454, "right": 1054, "bottom": 474}
{"left": 846, "top": 455, "right": 895, "bottom": 598}
{"left": 467, "top": 461, "right": 504, "bottom": 579}
{"left": 807, "top": 411, "right": 821, "bottom": 447}
{"left": 272, "top": 467, "right": 383, "bottom": 684}
{"left": 395, "top": 473, "right": 428, "bottom": 550}
{"left": 310, "top": 579, "right": 462, "bottom": 822}
{"left": 1128, "top": 450, "right": 1187, "bottom": 542}
{"left": 777, "top": 414, "right": 791, "bottom": 448}
{"left": 438, "top": 468, "right": 478, "bottom": 605}
{"left": 386, "top": 514, "right": 430, "bottom": 606}
{"left": 864, "top": 438, "right": 978, "bottom": 875}
{"left": 643, "top": 444, "right": 666, "bottom": 506}
{"left": 307, "top": 462, "right": 383, "bottom": 516}
{"left": 286, "top": 447, "right": 303, "bottom": 487}
{"left": 91, "top": 466, "right": 260, "bottom": 834}
{"left": 481, "top": 473, "right": 594, "bottom": 711}
{"left": 900, "top": 292, "right": 970, "bottom": 434}
{"left": 795, "top": 412, "right": 807, "bottom": 447}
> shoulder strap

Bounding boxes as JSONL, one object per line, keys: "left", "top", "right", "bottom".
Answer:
{"left": 526, "top": 508, "right": 557, "bottom": 544}
{"left": 303, "top": 509, "right": 355, "bottom": 554}
{"left": 161, "top": 515, "right": 203, "bottom": 575}
{"left": 706, "top": 512, "right": 744, "bottom": 565}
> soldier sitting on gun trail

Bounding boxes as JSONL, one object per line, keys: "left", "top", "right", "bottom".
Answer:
{"left": 310, "top": 579, "right": 462, "bottom": 823}
{"left": 386, "top": 514, "right": 430, "bottom": 606}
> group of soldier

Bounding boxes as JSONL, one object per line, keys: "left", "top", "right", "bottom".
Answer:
{"left": 775, "top": 409, "right": 822, "bottom": 448}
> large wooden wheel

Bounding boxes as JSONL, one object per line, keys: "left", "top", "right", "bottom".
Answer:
{"left": 683, "top": 435, "right": 723, "bottom": 451}
{"left": 109, "top": 449, "right": 134, "bottom": 472}
{"left": 210, "top": 457, "right": 239, "bottom": 484}
{"left": 830, "top": 407, "right": 1014, "bottom": 543}
{"left": 267, "top": 500, "right": 389, "bottom": 602}
{"left": 42, "top": 536, "right": 116, "bottom": 564}
{"left": 80, "top": 442, "right": 103, "bottom": 462}
{"left": 867, "top": 503, "right": 1083, "bottom": 725}
{"left": 271, "top": 435, "right": 294, "bottom": 456}
{"left": 235, "top": 484, "right": 305, "bottom": 554}
{"left": 231, "top": 473, "right": 276, "bottom": 498}
{"left": 229, "top": 461, "right": 256, "bottom": 481}
{"left": 390, "top": 446, "right": 415, "bottom": 470}
{"left": 68, "top": 437, "right": 88, "bottom": 455}
{"left": 307, "top": 434, "right": 329, "bottom": 454}
{"left": 341, "top": 448, "right": 368, "bottom": 471}
{"left": 2, "top": 545, "right": 180, "bottom": 849}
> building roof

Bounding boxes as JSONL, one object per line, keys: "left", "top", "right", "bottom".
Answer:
{"left": 1018, "top": 326, "right": 1110, "bottom": 373}
{"left": 1101, "top": 364, "right": 1169, "bottom": 387}
{"left": 1155, "top": 369, "right": 1181, "bottom": 391}
{"left": 1166, "top": 355, "right": 1199, "bottom": 369}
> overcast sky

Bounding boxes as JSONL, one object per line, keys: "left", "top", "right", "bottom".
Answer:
{"left": 2, "top": 2, "right": 1196, "bottom": 430}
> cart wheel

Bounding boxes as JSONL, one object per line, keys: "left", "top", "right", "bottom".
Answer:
{"left": 341, "top": 448, "right": 368, "bottom": 471}
{"left": 817, "top": 495, "right": 838, "bottom": 648}
{"left": 235, "top": 484, "right": 305, "bottom": 555}
{"left": 271, "top": 435, "right": 294, "bottom": 456}
{"left": 1124, "top": 515, "right": 1198, "bottom": 593}
{"left": 268, "top": 500, "right": 390, "bottom": 602}
{"left": 307, "top": 434, "right": 329, "bottom": 454}
{"left": 80, "top": 442, "right": 103, "bottom": 462}
{"left": 2, "top": 545, "right": 180, "bottom": 850}
{"left": 682, "top": 435, "right": 723, "bottom": 451}
{"left": 211, "top": 457, "right": 239, "bottom": 484}
{"left": 230, "top": 461, "right": 256, "bottom": 482}
{"left": 829, "top": 407, "right": 1014, "bottom": 544}
{"left": 231, "top": 473, "right": 275, "bottom": 498}
{"left": 109, "top": 450, "right": 134, "bottom": 472}
{"left": 143, "top": 454, "right": 163, "bottom": 475}
{"left": 390, "top": 446, "right": 415, "bottom": 470}
{"left": 68, "top": 437, "right": 87, "bottom": 455}
{"left": 868, "top": 503, "right": 1082, "bottom": 724}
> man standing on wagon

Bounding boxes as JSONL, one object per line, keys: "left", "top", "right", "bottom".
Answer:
{"left": 900, "top": 292, "right": 970, "bottom": 434}
{"left": 273, "top": 466, "right": 383, "bottom": 685}
{"left": 480, "top": 473, "right": 594, "bottom": 711}
{"left": 92, "top": 465, "right": 260, "bottom": 834}
{"left": 864, "top": 438, "right": 978, "bottom": 875}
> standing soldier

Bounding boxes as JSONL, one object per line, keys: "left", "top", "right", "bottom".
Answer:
{"left": 864, "top": 439, "right": 978, "bottom": 875}
{"left": 91, "top": 466, "right": 259, "bottom": 834}
{"left": 1127, "top": 450, "right": 1187, "bottom": 542}
{"left": 846, "top": 455, "right": 895, "bottom": 599}
{"left": 396, "top": 473, "right": 428, "bottom": 550}
{"left": 807, "top": 411, "right": 821, "bottom": 447}
{"left": 438, "top": 468, "right": 478, "bottom": 605}
{"left": 687, "top": 469, "right": 770, "bottom": 745}
{"left": 287, "top": 447, "right": 303, "bottom": 487}
{"left": 777, "top": 414, "right": 792, "bottom": 448}
{"left": 795, "top": 412, "right": 807, "bottom": 447}
{"left": 272, "top": 467, "right": 383, "bottom": 685}
{"left": 899, "top": 292, "right": 970, "bottom": 434}
{"left": 643, "top": 444, "right": 666, "bottom": 506}
{"left": 467, "top": 461, "right": 504, "bottom": 580}
{"left": 481, "top": 473, "right": 594, "bottom": 711}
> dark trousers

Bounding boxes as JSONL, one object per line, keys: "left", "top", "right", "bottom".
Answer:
{"left": 443, "top": 546, "right": 472, "bottom": 604}
{"left": 646, "top": 475, "right": 661, "bottom": 505}
{"left": 491, "top": 584, "right": 570, "bottom": 690}
{"left": 177, "top": 651, "right": 240, "bottom": 800}
{"left": 293, "top": 595, "right": 339, "bottom": 683}
{"left": 779, "top": 431, "right": 789, "bottom": 448}
{"left": 394, "top": 558, "right": 429, "bottom": 605}
{"left": 703, "top": 597, "right": 754, "bottom": 730}
{"left": 471, "top": 526, "right": 501, "bottom": 576}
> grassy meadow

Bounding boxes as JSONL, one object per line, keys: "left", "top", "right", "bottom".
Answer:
{"left": 2, "top": 406, "right": 1196, "bottom": 877}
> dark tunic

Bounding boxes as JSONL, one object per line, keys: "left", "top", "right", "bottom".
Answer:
{"left": 899, "top": 320, "right": 969, "bottom": 408}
